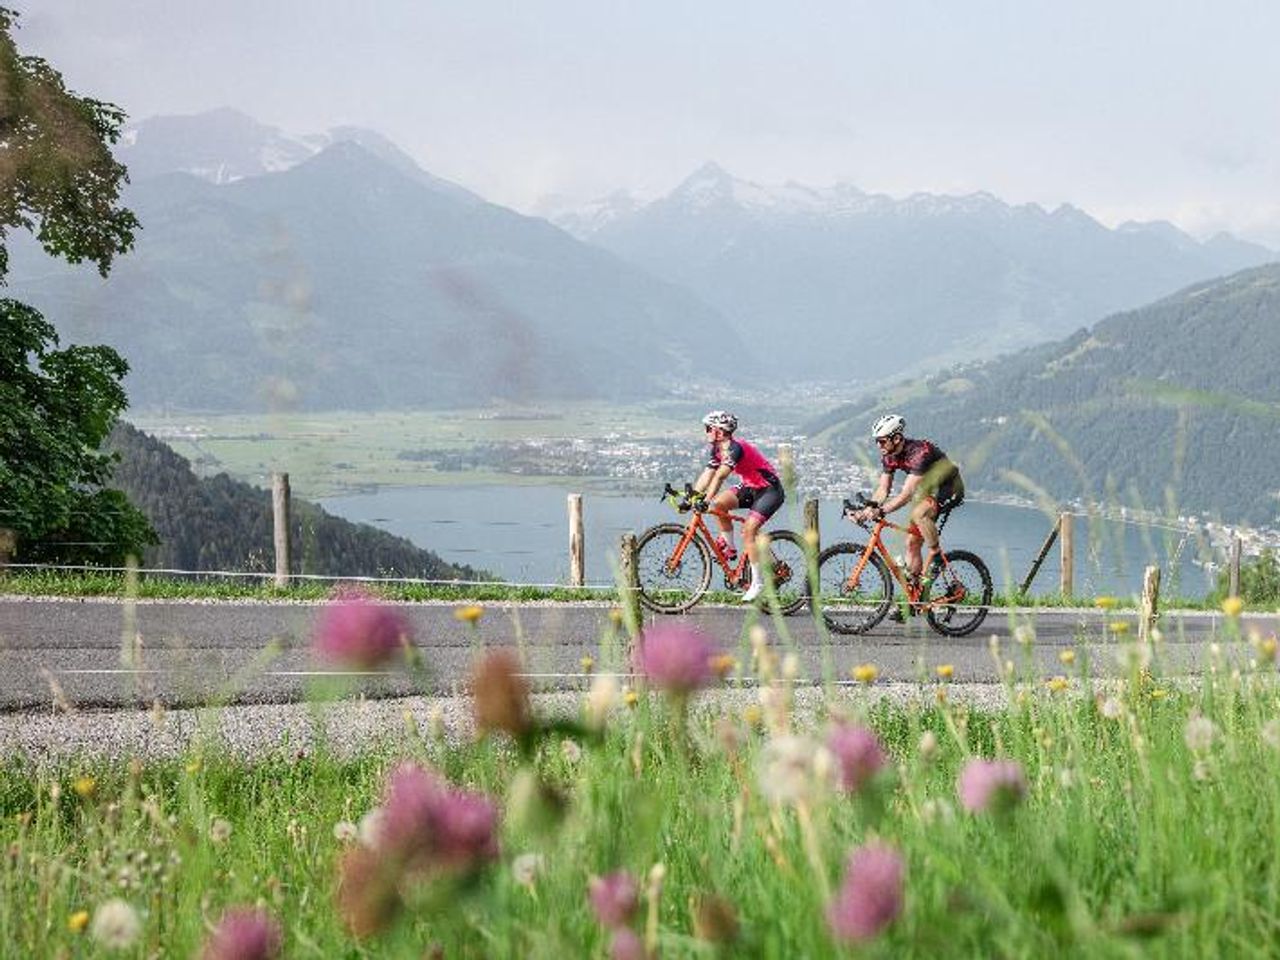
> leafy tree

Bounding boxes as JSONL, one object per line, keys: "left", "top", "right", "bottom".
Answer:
{"left": 1213, "top": 550, "right": 1280, "bottom": 606}
{"left": 0, "top": 8, "right": 152, "bottom": 562}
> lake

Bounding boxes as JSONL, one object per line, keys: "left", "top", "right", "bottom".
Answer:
{"left": 318, "top": 483, "right": 1226, "bottom": 599}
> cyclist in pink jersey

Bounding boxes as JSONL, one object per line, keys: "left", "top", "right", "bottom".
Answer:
{"left": 680, "top": 410, "right": 785, "bottom": 602}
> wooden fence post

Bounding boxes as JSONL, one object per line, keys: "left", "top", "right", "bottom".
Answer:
{"left": 1228, "top": 534, "right": 1242, "bottom": 599}
{"left": 803, "top": 498, "right": 820, "bottom": 551}
{"left": 1140, "top": 565, "right": 1161, "bottom": 644}
{"left": 568, "top": 493, "right": 584, "bottom": 588}
{"left": 1019, "top": 516, "right": 1061, "bottom": 596}
{"left": 618, "top": 532, "right": 640, "bottom": 633}
{"left": 0, "top": 528, "right": 14, "bottom": 572}
{"left": 272, "top": 472, "right": 291, "bottom": 588}
{"left": 1058, "top": 512, "right": 1074, "bottom": 598}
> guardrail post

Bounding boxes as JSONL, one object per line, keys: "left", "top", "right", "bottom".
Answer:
{"left": 618, "top": 532, "right": 640, "bottom": 634}
{"left": 272, "top": 472, "right": 291, "bottom": 588}
{"left": 803, "top": 498, "right": 820, "bottom": 551}
{"left": 1058, "top": 512, "right": 1074, "bottom": 598}
{"left": 568, "top": 493, "right": 584, "bottom": 587}
{"left": 1228, "top": 534, "right": 1242, "bottom": 599}
{"left": 1140, "top": 565, "right": 1160, "bottom": 643}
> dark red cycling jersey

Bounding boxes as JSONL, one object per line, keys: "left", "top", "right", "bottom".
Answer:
{"left": 707, "top": 438, "right": 779, "bottom": 490}
{"left": 881, "top": 438, "right": 961, "bottom": 499}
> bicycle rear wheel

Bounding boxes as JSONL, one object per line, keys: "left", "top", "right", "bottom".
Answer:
{"left": 814, "top": 542, "right": 893, "bottom": 634}
{"left": 751, "top": 529, "right": 811, "bottom": 616}
{"left": 635, "top": 523, "right": 713, "bottom": 614}
{"left": 924, "top": 549, "right": 992, "bottom": 637}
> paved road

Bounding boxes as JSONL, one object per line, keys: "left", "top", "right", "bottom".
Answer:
{"left": 0, "top": 597, "right": 1274, "bottom": 710}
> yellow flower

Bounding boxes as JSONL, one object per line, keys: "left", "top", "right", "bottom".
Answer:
{"left": 1260, "top": 635, "right": 1278, "bottom": 662}
{"left": 1094, "top": 596, "right": 1120, "bottom": 610}
{"left": 72, "top": 777, "right": 97, "bottom": 799}
{"left": 742, "top": 705, "right": 763, "bottom": 727}
{"left": 579, "top": 655, "right": 595, "bottom": 673}
{"left": 935, "top": 664, "right": 954, "bottom": 680}
{"left": 68, "top": 911, "right": 90, "bottom": 934}
{"left": 1058, "top": 649, "right": 1076, "bottom": 666}
{"left": 1046, "top": 676, "right": 1069, "bottom": 693}
{"left": 624, "top": 689, "right": 640, "bottom": 709}
{"left": 185, "top": 759, "right": 202, "bottom": 775}
{"left": 1149, "top": 688, "right": 1168, "bottom": 701}
{"left": 1108, "top": 620, "right": 1131, "bottom": 635}
{"left": 1221, "top": 596, "right": 1245, "bottom": 618}
{"left": 851, "top": 663, "right": 880, "bottom": 685}
{"left": 709, "top": 654, "right": 738, "bottom": 679}
{"left": 454, "top": 604, "right": 485, "bottom": 624}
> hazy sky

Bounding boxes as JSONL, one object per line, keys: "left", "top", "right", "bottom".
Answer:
{"left": 20, "top": 0, "right": 1280, "bottom": 245}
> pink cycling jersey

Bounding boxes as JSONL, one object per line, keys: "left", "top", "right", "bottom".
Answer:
{"left": 707, "top": 439, "right": 780, "bottom": 490}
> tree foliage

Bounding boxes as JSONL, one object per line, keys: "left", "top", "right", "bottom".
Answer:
{"left": 0, "top": 6, "right": 138, "bottom": 281}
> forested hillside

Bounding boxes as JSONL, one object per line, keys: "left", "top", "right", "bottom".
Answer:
{"left": 106, "top": 423, "right": 480, "bottom": 579}
{"left": 810, "top": 264, "right": 1280, "bottom": 527}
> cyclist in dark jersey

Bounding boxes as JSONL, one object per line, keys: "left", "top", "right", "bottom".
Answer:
{"left": 680, "top": 410, "right": 785, "bottom": 603}
{"left": 848, "top": 414, "right": 964, "bottom": 595}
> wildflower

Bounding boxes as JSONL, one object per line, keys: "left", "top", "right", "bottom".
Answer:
{"left": 580, "top": 655, "right": 595, "bottom": 673}
{"left": 90, "top": 899, "right": 141, "bottom": 950}
{"left": 1046, "top": 676, "right": 1069, "bottom": 693}
{"left": 561, "top": 739, "right": 583, "bottom": 764}
{"left": 313, "top": 591, "right": 409, "bottom": 669}
{"left": 454, "top": 604, "right": 485, "bottom": 623}
{"left": 743, "top": 704, "right": 763, "bottom": 727}
{"left": 585, "top": 674, "right": 619, "bottom": 729}
{"left": 1099, "top": 697, "right": 1124, "bottom": 720}
{"left": 956, "top": 758, "right": 1028, "bottom": 814}
{"left": 608, "top": 608, "right": 625, "bottom": 626}
{"left": 1184, "top": 714, "right": 1216, "bottom": 754}
{"left": 691, "top": 892, "right": 739, "bottom": 944}
{"left": 1261, "top": 635, "right": 1278, "bottom": 662}
{"left": 1109, "top": 620, "right": 1131, "bottom": 635}
{"left": 759, "top": 735, "right": 830, "bottom": 805}
{"left": 511, "top": 852, "right": 544, "bottom": 889}
{"left": 826, "top": 842, "right": 905, "bottom": 942}
{"left": 851, "top": 663, "right": 879, "bottom": 685}
{"left": 588, "top": 870, "right": 640, "bottom": 928}
{"left": 1095, "top": 596, "right": 1119, "bottom": 610}
{"left": 73, "top": 776, "right": 96, "bottom": 799}
{"left": 333, "top": 821, "right": 358, "bottom": 843}
{"left": 1150, "top": 688, "right": 1168, "bottom": 701}
{"left": 826, "top": 724, "right": 887, "bottom": 794}
{"left": 68, "top": 910, "right": 90, "bottom": 934}
{"left": 624, "top": 689, "right": 640, "bottom": 709}
{"left": 470, "top": 649, "right": 532, "bottom": 738}
{"left": 200, "top": 907, "right": 283, "bottom": 960}
{"left": 378, "top": 762, "right": 500, "bottom": 872}
{"left": 357, "top": 807, "right": 385, "bottom": 848}
{"left": 709, "top": 653, "right": 738, "bottom": 679}
{"left": 1058, "top": 649, "right": 1076, "bottom": 666}
{"left": 633, "top": 624, "right": 717, "bottom": 694}
{"left": 1260, "top": 718, "right": 1280, "bottom": 751}
{"left": 919, "top": 797, "right": 955, "bottom": 824}
{"left": 610, "top": 928, "right": 645, "bottom": 960}
{"left": 936, "top": 663, "right": 954, "bottom": 679}
{"left": 1221, "top": 596, "right": 1245, "bottom": 618}
{"left": 1014, "top": 624, "right": 1036, "bottom": 647}
{"left": 918, "top": 730, "right": 940, "bottom": 762}
{"left": 209, "top": 818, "right": 232, "bottom": 845}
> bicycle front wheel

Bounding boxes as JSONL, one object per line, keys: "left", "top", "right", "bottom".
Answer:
{"left": 925, "top": 549, "right": 992, "bottom": 637}
{"left": 814, "top": 542, "right": 893, "bottom": 634}
{"left": 754, "top": 529, "right": 811, "bottom": 616}
{"left": 635, "top": 523, "right": 713, "bottom": 614}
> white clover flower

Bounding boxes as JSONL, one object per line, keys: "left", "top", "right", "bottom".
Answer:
{"left": 208, "top": 818, "right": 232, "bottom": 845}
{"left": 90, "top": 899, "right": 141, "bottom": 950}
{"left": 758, "top": 735, "right": 829, "bottom": 806}
{"left": 511, "top": 852, "right": 544, "bottom": 888}
{"left": 332, "top": 820, "right": 358, "bottom": 843}
{"left": 1184, "top": 714, "right": 1216, "bottom": 754}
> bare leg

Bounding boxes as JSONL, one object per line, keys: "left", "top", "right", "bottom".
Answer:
{"left": 742, "top": 515, "right": 763, "bottom": 563}
{"left": 710, "top": 490, "right": 738, "bottom": 539}
{"left": 909, "top": 500, "right": 940, "bottom": 578}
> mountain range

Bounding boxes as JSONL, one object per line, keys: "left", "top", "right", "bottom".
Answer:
{"left": 568, "top": 162, "right": 1274, "bottom": 381}
{"left": 805, "top": 262, "right": 1280, "bottom": 528}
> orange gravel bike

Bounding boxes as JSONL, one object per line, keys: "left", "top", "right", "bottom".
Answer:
{"left": 814, "top": 492, "right": 992, "bottom": 636}
{"left": 634, "top": 483, "right": 809, "bottom": 615}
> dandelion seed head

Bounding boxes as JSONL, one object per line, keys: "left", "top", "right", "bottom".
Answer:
{"left": 90, "top": 899, "right": 141, "bottom": 950}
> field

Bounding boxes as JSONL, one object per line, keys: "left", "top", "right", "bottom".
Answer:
{"left": 4, "top": 596, "right": 1280, "bottom": 957}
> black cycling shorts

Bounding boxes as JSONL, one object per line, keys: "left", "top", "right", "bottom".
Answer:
{"left": 734, "top": 483, "right": 785, "bottom": 522}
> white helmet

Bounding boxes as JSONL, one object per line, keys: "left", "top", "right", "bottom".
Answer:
{"left": 871, "top": 414, "right": 906, "bottom": 439}
{"left": 702, "top": 410, "right": 738, "bottom": 433}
